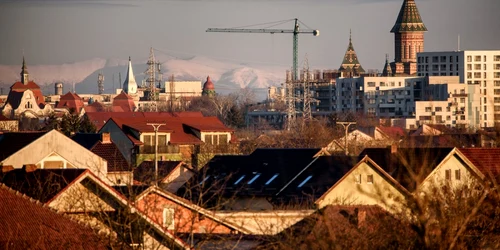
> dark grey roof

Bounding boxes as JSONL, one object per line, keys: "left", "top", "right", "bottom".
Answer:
{"left": 71, "top": 133, "right": 102, "bottom": 150}
{"left": 134, "top": 161, "right": 183, "bottom": 184}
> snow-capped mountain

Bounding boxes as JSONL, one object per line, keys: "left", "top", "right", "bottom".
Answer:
{"left": 0, "top": 56, "right": 287, "bottom": 100}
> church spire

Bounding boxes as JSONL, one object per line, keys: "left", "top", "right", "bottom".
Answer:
{"left": 382, "top": 54, "right": 393, "bottom": 77}
{"left": 391, "top": 0, "right": 427, "bottom": 33}
{"left": 122, "top": 56, "right": 138, "bottom": 95}
{"left": 339, "top": 30, "right": 365, "bottom": 76}
{"left": 21, "top": 56, "right": 29, "bottom": 84}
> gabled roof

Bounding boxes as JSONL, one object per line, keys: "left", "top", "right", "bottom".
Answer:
{"left": 359, "top": 147, "right": 454, "bottom": 192}
{"left": 56, "top": 92, "right": 84, "bottom": 113}
{"left": 112, "top": 91, "right": 136, "bottom": 112}
{"left": 457, "top": 148, "right": 500, "bottom": 178}
{"left": 0, "top": 168, "right": 87, "bottom": 203}
{"left": 134, "top": 161, "right": 183, "bottom": 184}
{"left": 0, "top": 131, "right": 47, "bottom": 161}
{"left": 0, "top": 183, "right": 108, "bottom": 249}
{"left": 91, "top": 141, "right": 130, "bottom": 172}
{"left": 84, "top": 101, "right": 109, "bottom": 113}
{"left": 71, "top": 133, "right": 102, "bottom": 149}
{"left": 339, "top": 31, "right": 365, "bottom": 73}
{"left": 376, "top": 126, "right": 406, "bottom": 140}
{"left": 391, "top": 0, "right": 427, "bottom": 33}
{"left": 87, "top": 111, "right": 204, "bottom": 130}
{"left": 136, "top": 186, "right": 251, "bottom": 234}
{"left": 5, "top": 87, "right": 46, "bottom": 110}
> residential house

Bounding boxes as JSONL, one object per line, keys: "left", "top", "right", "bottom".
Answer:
{"left": 0, "top": 183, "right": 109, "bottom": 249}
{"left": 0, "top": 167, "right": 190, "bottom": 249}
{"left": 55, "top": 91, "right": 85, "bottom": 115}
{"left": 99, "top": 113, "right": 238, "bottom": 166}
{"left": 134, "top": 160, "right": 194, "bottom": 193}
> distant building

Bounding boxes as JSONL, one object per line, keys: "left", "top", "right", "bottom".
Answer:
{"left": 202, "top": 76, "right": 216, "bottom": 97}
{"left": 338, "top": 30, "right": 365, "bottom": 78}
{"left": 417, "top": 50, "right": 500, "bottom": 127}
{"left": 55, "top": 91, "right": 85, "bottom": 115}
{"left": 122, "top": 57, "right": 138, "bottom": 96}
{"left": 1, "top": 57, "right": 52, "bottom": 118}
{"left": 390, "top": 0, "right": 427, "bottom": 75}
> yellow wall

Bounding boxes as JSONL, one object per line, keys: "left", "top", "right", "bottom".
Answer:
{"left": 316, "top": 161, "right": 406, "bottom": 214}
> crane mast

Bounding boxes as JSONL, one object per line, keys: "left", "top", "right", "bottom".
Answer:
{"left": 206, "top": 18, "right": 319, "bottom": 130}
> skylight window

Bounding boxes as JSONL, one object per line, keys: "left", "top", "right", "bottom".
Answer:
{"left": 247, "top": 174, "right": 261, "bottom": 184}
{"left": 265, "top": 174, "right": 279, "bottom": 185}
{"left": 297, "top": 175, "right": 313, "bottom": 188}
{"left": 199, "top": 176, "right": 210, "bottom": 185}
{"left": 234, "top": 175, "right": 246, "bottom": 185}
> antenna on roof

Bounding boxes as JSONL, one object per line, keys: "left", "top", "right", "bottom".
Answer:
{"left": 458, "top": 34, "right": 461, "bottom": 51}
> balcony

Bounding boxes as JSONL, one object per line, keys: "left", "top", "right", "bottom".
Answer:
{"left": 139, "top": 145, "right": 180, "bottom": 154}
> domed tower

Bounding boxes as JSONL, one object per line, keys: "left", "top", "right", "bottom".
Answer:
{"left": 55, "top": 82, "right": 63, "bottom": 95}
{"left": 202, "top": 76, "right": 216, "bottom": 97}
{"left": 390, "top": 0, "right": 427, "bottom": 75}
{"left": 123, "top": 57, "right": 138, "bottom": 95}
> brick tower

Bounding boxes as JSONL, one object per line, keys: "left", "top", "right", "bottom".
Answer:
{"left": 390, "top": 0, "right": 427, "bottom": 75}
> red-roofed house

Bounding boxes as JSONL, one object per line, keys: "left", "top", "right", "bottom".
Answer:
{"left": 112, "top": 91, "right": 137, "bottom": 112}
{"left": 420, "top": 148, "right": 500, "bottom": 194}
{"left": 55, "top": 91, "right": 85, "bottom": 115}
{"left": 99, "top": 113, "right": 238, "bottom": 166}
{"left": 1, "top": 58, "right": 52, "bottom": 118}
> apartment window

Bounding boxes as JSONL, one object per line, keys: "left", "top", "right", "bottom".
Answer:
{"left": 425, "top": 57, "right": 429, "bottom": 63}
{"left": 435, "top": 107, "right": 442, "bottom": 112}
{"left": 467, "top": 56, "right": 472, "bottom": 62}
{"left": 484, "top": 55, "right": 487, "bottom": 62}
{"left": 495, "top": 64, "right": 500, "bottom": 70}
{"left": 467, "top": 72, "right": 472, "bottom": 79}
{"left": 440, "top": 56, "right": 446, "bottom": 62}
{"left": 461, "top": 115, "right": 466, "bottom": 120}
{"left": 450, "top": 64, "right": 453, "bottom": 71}
{"left": 163, "top": 208, "right": 175, "bottom": 230}
{"left": 355, "top": 174, "right": 361, "bottom": 184}
{"left": 475, "top": 55, "right": 481, "bottom": 62}
{"left": 475, "top": 64, "right": 481, "bottom": 70}
{"left": 432, "top": 56, "right": 439, "bottom": 63}
{"left": 460, "top": 98, "right": 465, "bottom": 103}
{"left": 484, "top": 64, "right": 487, "bottom": 70}
{"left": 495, "top": 114, "right": 500, "bottom": 120}
{"left": 495, "top": 55, "right": 500, "bottom": 61}
{"left": 449, "top": 56, "right": 453, "bottom": 63}
{"left": 484, "top": 72, "right": 488, "bottom": 79}
{"left": 495, "top": 106, "right": 500, "bottom": 112}
{"left": 495, "top": 81, "right": 500, "bottom": 87}
{"left": 441, "top": 64, "right": 447, "bottom": 70}
{"left": 425, "top": 107, "right": 432, "bottom": 112}
{"left": 446, "top": 116, "right": 451, "bottom": 120}
{"left": 367, "top": 82, "right": 376, "bottom": 87}
{"left": 495, "top": 72, "right": 500, "bottom": 78}
{"left": 445, "top": 169, "right": 451, "bottom": 180}
{"left": 467, "top": 64, "right": 472, "bottom": 70}
{"left": 495, "top": 97, "right": 500, "bottom": 103}
{"left": 474, "top": 72, "right": 482, "bottom": 78}
{"left": 380, "top": 82, "right": 386, "bottom": 87}
{"left": 367, "top": 174, "right": 374, "bottom": 184}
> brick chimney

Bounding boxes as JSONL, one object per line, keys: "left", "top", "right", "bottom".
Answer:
{"left": 23, "top": 164, "right": 37, "bottom": 172}
{"left": 102, "top": 132, "right": 111, "bottom": 144}
{"left": 391, "top": 142, "right": 398, "bottom": 154}
{"left": 2, "top": 165, "right": 14, "bottom": 173}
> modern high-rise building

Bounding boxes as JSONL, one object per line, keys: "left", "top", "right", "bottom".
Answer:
{"left": 417, "top": 51, "right": 500, "bottom": 127}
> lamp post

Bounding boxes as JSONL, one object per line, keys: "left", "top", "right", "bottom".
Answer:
{"left": 337, "top": 122, "right": 356, "bottom": 155}
{"left": 147, "top": 123, "right": 165, "bottom": 186}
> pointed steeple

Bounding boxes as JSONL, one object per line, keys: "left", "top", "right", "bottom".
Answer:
{"left": 382, "top": 54, "right": 393, "bottom": 77}
{"left": 339, "top": 30, "right": 365, "bottom": 75}
{"left": 20, "top": 56, "right": 29, "bottom": 84}
{"left": 123, "top": 56, "right": 137, "bottom": 95}
{"left": 391, "top": 0, "right": 427, "bottom": 33}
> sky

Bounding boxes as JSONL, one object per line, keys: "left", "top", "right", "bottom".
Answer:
{"left": 0, "top": 0, "right": 499, "bottom": 72}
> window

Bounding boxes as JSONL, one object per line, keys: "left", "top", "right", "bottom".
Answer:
{"left": 495, "top": 72, "right": 500, "bottom": 78}
{"left": 494, "top": 89, "right": 500, "bottom": 95}
{"left": 455, "top": 169, "right": 461, "bottom": 181}
{"left": 484, "top": 64, "right": 487, "bottom": 70}
{"left": 435, "top": 107, "right": 442, "bottom": 112}
{"left": 495, "top": 55, "right": 500, "bottom": 61}
{"left": 474, "top": 72, "right": 482, "bottom": 78}
{"left": 163, "top": 208, "right": 175, "bottom": 230}
{"left": 298, "top": 175, "right": 313, "bottom": 188}
{"left": 445, "top": 169, "right": 451, "bottom": 180}
{"left": 475, "top": 55, "right": 481, "bottom": 62}
{"left": 265, "top": 174, "right": 279, "bottom": 185}
{"left": 367, "top": 174, "right": 374, "bottom": 184}
{"left": 495, "top": 64, "right": 500, "bottom": 70}
{"left": 475, "top": 64, "right": 481, "bottom": 70}
{"left": 467, "top": 56, "right": 472, "bottom": 62}
{"left": 247, "top": 173, "right": 261, "bottom": 184}
{"left": 425, "top": 107, "right": 432, "bottom": 112}
{"left": 467, "top": 64, "right": 472, "bottom": 70}
{"left": 441, "top": 56, "right": 447, "bottom": 62}
{"left": 234, "top": 175, "right": 245, "bottom": 185}
{"left": 432, "top": 56, "right": 439, "bottom": 63}
{"left": 355, "top": 174, "right": 361, "bottom": 184}
{"left": 449, "top": 56, "right": 453, "bottom": 62}
{"left": 467, "top": 72, "right": 472, "bottom": 79}
{"left": 367, "top": 82, "right": 376, "bottom": 87}
{"left": 460, "top": 98, "right": 465, "bottom": 103}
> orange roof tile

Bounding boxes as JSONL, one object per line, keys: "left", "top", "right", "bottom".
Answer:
{"left": 458, "top": 148, "right": 500, "bottom": 177}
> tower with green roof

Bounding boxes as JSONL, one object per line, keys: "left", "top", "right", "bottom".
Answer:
{"left": 390, "top": 0, "right": 427, "bottom": 75}
{"left": 339, "top": 30, "right": 365, "bottom": 78}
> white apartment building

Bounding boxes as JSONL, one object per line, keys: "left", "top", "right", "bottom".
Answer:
{"left": 417, "top": 50, "right": 500, "bottom": 127}
{"left": 163, "top": 80, "right": 202, "bottom": 100}
{"left": 414, "top": 79, "right": 481, "bottom": 129}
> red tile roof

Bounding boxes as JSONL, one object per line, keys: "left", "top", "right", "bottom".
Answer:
{"left": 91, "top": 141, "right": 131, "bottom": 172}
{"left": 457, "top": 148, "right": 500, "bottom": 177}
{"left": 0, "top": 184, "right": 108, "bottom": 249}
{"left": 56, "top": 92, "right": 85, "bottom": 113}
{"left": 84, "top": 101, "right": 109, "bottom": 113}
{"left": 112, "top": 91, "right": 136, "bottom": 112}
{"left": 6, "top": 81, "right": 46, "bottom": 110}
{"left": 377, "top": 126, "right": 405, "bottom": 140}
{"left": 86, "top": 111, "right": 203, "bottom": 130}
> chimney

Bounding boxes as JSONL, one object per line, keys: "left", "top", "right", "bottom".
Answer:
{"left": 102, "top": 132, "right": 111, "bottom": 144}
{"left": 23, "top": 164, "right": 37, "bottom": 172}
{"left": 2, "top": 165, "right": 14, "bottom": 173}
{"left": 391, "top": 142, "right": 398, "bottom": 154}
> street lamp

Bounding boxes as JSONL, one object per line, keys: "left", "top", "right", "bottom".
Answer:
{"left": 337, "top": 122, "right": 356, "bottom": 155}
{"left": 147, "top": 123, "right": 165, "bottom": 186}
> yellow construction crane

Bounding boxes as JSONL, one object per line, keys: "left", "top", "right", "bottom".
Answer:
{"left": 206, "top": 18, "right": 319, "bottom": 81}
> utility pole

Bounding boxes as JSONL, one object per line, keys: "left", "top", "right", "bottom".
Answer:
{"left": 337, "top": 122, "right": 356, "bottom": 155}
{"left": 147, "top": 123, "right": 165, "bottom": 186}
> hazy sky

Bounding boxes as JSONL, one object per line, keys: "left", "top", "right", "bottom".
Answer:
{"left": 0, "top": 0, "right": 499, "bottom": 71}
